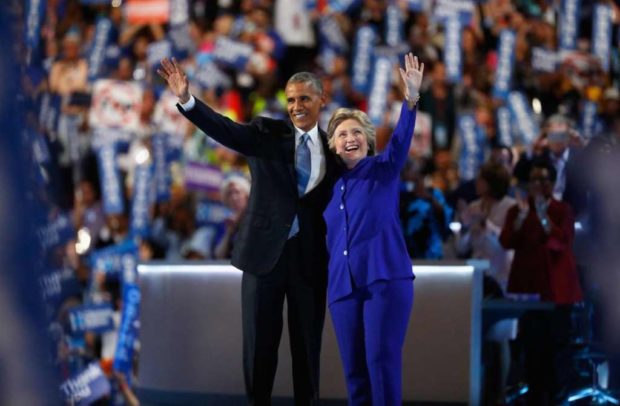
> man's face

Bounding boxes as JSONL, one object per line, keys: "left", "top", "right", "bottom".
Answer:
{"left": 285, "top": 81, "right": 325, "bottom": 132}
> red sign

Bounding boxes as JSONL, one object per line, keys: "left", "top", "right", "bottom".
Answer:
{"left": 125, "top": 0, "right": 169, "bottom": 25}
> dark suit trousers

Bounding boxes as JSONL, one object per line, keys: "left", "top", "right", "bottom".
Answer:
{"left": 242, "top": 235, "right": 326, "bottom": 406}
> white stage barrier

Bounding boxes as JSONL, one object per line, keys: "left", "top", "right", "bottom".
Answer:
{"left": 137, "top": 261, "right": 484, "bottom": 405}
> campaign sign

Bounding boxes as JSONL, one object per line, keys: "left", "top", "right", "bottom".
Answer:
{"left": 113, "top": 283, "right": 141, "bottom": 375}
{"left": 37, "top": 211, "right": 75, "bottom": 251}
{"left": 531, "top": 47, "right": 558, "bottom": 73}
{"left": 558, "top": 0, "right": 580, "bottom": 51}
{"left": 92, "top": 127, "right": 133, "bottom": 149}
{"left": 444, "top": 16, "right": 462, "bottom": 84}
{"left": 151, "top": 134, "right": 171, "bottom": 202}
{"left": 69, "top": 303, "right": 115, "bottom": 334}
{"left": 168, "top": 0, "right": 188, "bottom": 27}
{"left": 130, "top": 163, "right": 153, "bottom": 238}
{"left": 408, "top": 0, "right": 425, "bottom": 11}
{"left": 580, "top": 101, "right": 598, "bottom": 139}
{"left": 492, "top": 30, "right": 516, "bottom": 100}
{"left": 194, "top": 60, "right": 233, "bottom": 91}
{"left": 327, "top": 0, "right": 361, "bottom": 13}
{"left": 146, "top": 40, "right": 172, "bottom": 69}
{"left": 592, "top": 4, "right": 613, "bottom": 72}
{"left": 196, "top": 200, "right": 232, "bottom": 226}
{"left": 434, "top": 0, "right": 474, "bottom": 25}
{"left": 458, "top": 114, "right": 485, "bottom": 181}
{"left": 89, "top": 80, "right": 143, "bottom": 132}
{"left": 153, "top": 89, "right": 190, "bottom": 137}
{"left": 367, "top": 56, "right": 394, "bottom": 127}
{"left": 25, "top": 0, "right": 45, "bottom": 51}
{"left": 212, "top": 37, "right": 253, "bottom": 70}
{"left": 508, "top": 91, "right": 539, "bottom": 145}
{"left": 184, "top": 161, "right": 224, "bottom": 193}
{"left": 496, "top": 106, "right": 513, "bottom": 147}
{"left": 60, "top": 363, "right": 111, "bottom": 405}
{"left": 169, "top": 24, "right": 193, "bottom": 57}
{"left": 385, "top": 5, "right": 404, "bottom": 48}
{"left": 352, "top": 25, "right": 377, "bottom": 93}
{"left": 39, "top": 268, "right": 82, "bottom": 311}
{"left": 88, "top": 18, "right": 112, "bottom": 81}
{"left": 39, "top": 92, "right": 62, "bottom": 134}
{"left": 125, "top": 0, "right": 170, "bottom": 25}
{"left": 319, "top": 15, "right": 348, "bottom": 53}
{"left": 90, "top": 239, "right": 139, "bottom": 277}
{"left": 96, "top": 144, "right": 124, "bottom": 215}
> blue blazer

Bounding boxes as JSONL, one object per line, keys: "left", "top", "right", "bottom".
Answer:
{"left": 323, "top": 101, "right": 417, "bottom": 304}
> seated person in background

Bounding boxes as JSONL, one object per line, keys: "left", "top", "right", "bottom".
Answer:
{"left": 214, "top": 175, "right": 250, "bottom": 259}
{"left": 499, "top": 159, "right": 583, "bottom": 406}
{"left": 399, "top": 157, "right": 453, "bottom": 259}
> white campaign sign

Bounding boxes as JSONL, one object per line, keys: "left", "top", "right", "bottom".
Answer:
{"left": 89, "top": 80, "right": 143, "bottom": 131}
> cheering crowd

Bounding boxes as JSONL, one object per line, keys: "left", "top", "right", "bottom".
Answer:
{"left": 9, "top": 0, "right": 620, "bottom": 404}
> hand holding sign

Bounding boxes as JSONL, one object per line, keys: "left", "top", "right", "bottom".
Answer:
{"left": 157, "top": 57, "right": 190, "bottom": 104}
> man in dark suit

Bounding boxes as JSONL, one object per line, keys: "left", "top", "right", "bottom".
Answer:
{"left": 158, "top": 58, "right": 338, "bottom": 405}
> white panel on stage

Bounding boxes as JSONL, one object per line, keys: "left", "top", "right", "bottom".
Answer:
{"left": 137, "top": 261, "right": 484, "bottom": 405}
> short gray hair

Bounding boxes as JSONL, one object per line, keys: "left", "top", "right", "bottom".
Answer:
{"left": 327, "top": 108, "right": 376, "bottom": 156}
{"left": 286, "top": 72, "right": 323, "bottom": 95}
{"left": 220, "top": 174, "right": 250, "bottom": 198}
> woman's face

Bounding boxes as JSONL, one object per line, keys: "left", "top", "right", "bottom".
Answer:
{"left": 333, "top": 119, "right": 369, "bottom": 169}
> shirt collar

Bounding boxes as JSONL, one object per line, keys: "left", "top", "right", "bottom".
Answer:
{"left": 294, "top": 123, "right": 319, "bottom": 145}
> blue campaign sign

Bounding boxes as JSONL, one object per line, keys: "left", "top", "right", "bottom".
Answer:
{"left": 367, "top": 56, "right": 394, "bottom": 127}
{"left": 531, "top": 47, "right": 558, "bottom": 72}
{"left": 88, "top": 18, "right": 112, "bottom": 82}
{"left": 318, "top": 16, "right": 348, "bottom": 53}
{"left": 130, "top": 163, "right": 153, "bottom": 238}
{"left": 351, "top": 25, "right": 377, "bottom": 93}
{"left": 444, "top": 16, "right": 462, "bottom": 84}
{"left": 458, "top": 114, "right": 486, "bottom": 181}
{"left": 492, "top": 30, "right": 517, "bottom": 100}
{"left": 151, "top": 134, "right": 171, "bottom": 202}
{"left": 69, "top": 303, "right": 115, "bottom": 334}
{"left": 37, "top": 211, "right": 75, "bottom": 251}
{"left": 558, "top": 0, "right": 581, "bottom": 51}
{"left": 169, "top": 24, "right": 193, "bottom": 58}
{"left": 327, "top": 0, "right": 361, "bottom": 13}
{"left": 194, "top": 61, "right": 232, "bottom": 91}
{"left": 508, "top": 91, "right": 540, "bottom": 145}
{"left": 60, "top": 362, "right": 111, "bottom": 405}
{"left": 212, "top": 37, "right": 253, "bottom": 70}
{"left": 434, "top": 0, "right": 475, "bottom": 25}
{"left": 39, "top": 268, "right": 82, "bottom": 312}
{"left": 96, "top": 144, "right": 125, "bottom": 215}
{"left": 385, "top": 5, "right": 404, "bottom": 48}
{"left": 496, "top": 106, "right": 513, "bottom": 147}
{"left": 39, "top": 92, "right": 62, "bottom": 134}
{"left": 196, "top": 200, "right": 232, "bottom": 226}
{"left": 408, "top": 0, "right": 424, "bottom": 11}
{"left": 147, "top": 40, "right": 172, "bottom": 69}
{"left": 113, "top": 283, "right": 141, "bottom": 376}
{"left": 592, "top": 4, "right": 613, "bottom": 72}
{"left": 25, "top": 0, "right": 45, "bottom": 50}
{"left": 580, "top": 101, "right": 599, "bottom": 139}
{"left": 89, "top": 239, "right": 139, "bottom": 276}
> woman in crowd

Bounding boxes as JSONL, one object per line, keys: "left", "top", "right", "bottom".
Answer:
{"left": 323, "top": 53, "right": 423, "bottom": 405}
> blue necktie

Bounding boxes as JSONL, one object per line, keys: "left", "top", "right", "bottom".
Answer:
{"left": 289, "top": 133, "right": 311, "bottom": 238}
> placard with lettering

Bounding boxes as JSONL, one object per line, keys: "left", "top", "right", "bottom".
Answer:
{"left": 69, "top": 303, "right": 115, "bottom": 334}
{"left": 113, "top": 283, "right": 141, "bottom": 376}
{"left": 352, "top": 25, "right": 377, "bottom": 93}
{"left": 367, "top": 56, "right": 394, "bottom": 127}
{"left": 493, "top": 30, "right": 516, "bottom": 100}
{"left": 60, "top": 363, "right": 111, "bottom": 405}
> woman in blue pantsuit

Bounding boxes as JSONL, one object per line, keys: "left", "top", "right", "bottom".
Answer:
{"left": 323, "top": 53, "right": 423, "bottom": 405}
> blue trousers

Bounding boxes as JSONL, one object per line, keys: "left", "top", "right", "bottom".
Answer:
{"left": 328, "top": 278, "right": 414, "bottom": 406}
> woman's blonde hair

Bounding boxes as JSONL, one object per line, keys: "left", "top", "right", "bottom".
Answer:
{"left": 327, "top": 108, "right": 376, "bottom": 156}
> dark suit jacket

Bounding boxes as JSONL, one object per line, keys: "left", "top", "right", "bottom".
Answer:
{"left": 178, "top": 98, "right": 339, "bottom": 280}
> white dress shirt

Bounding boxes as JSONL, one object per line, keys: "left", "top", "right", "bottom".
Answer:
{"left": 294, "top": 123, "right": 326, "bottom": 194}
